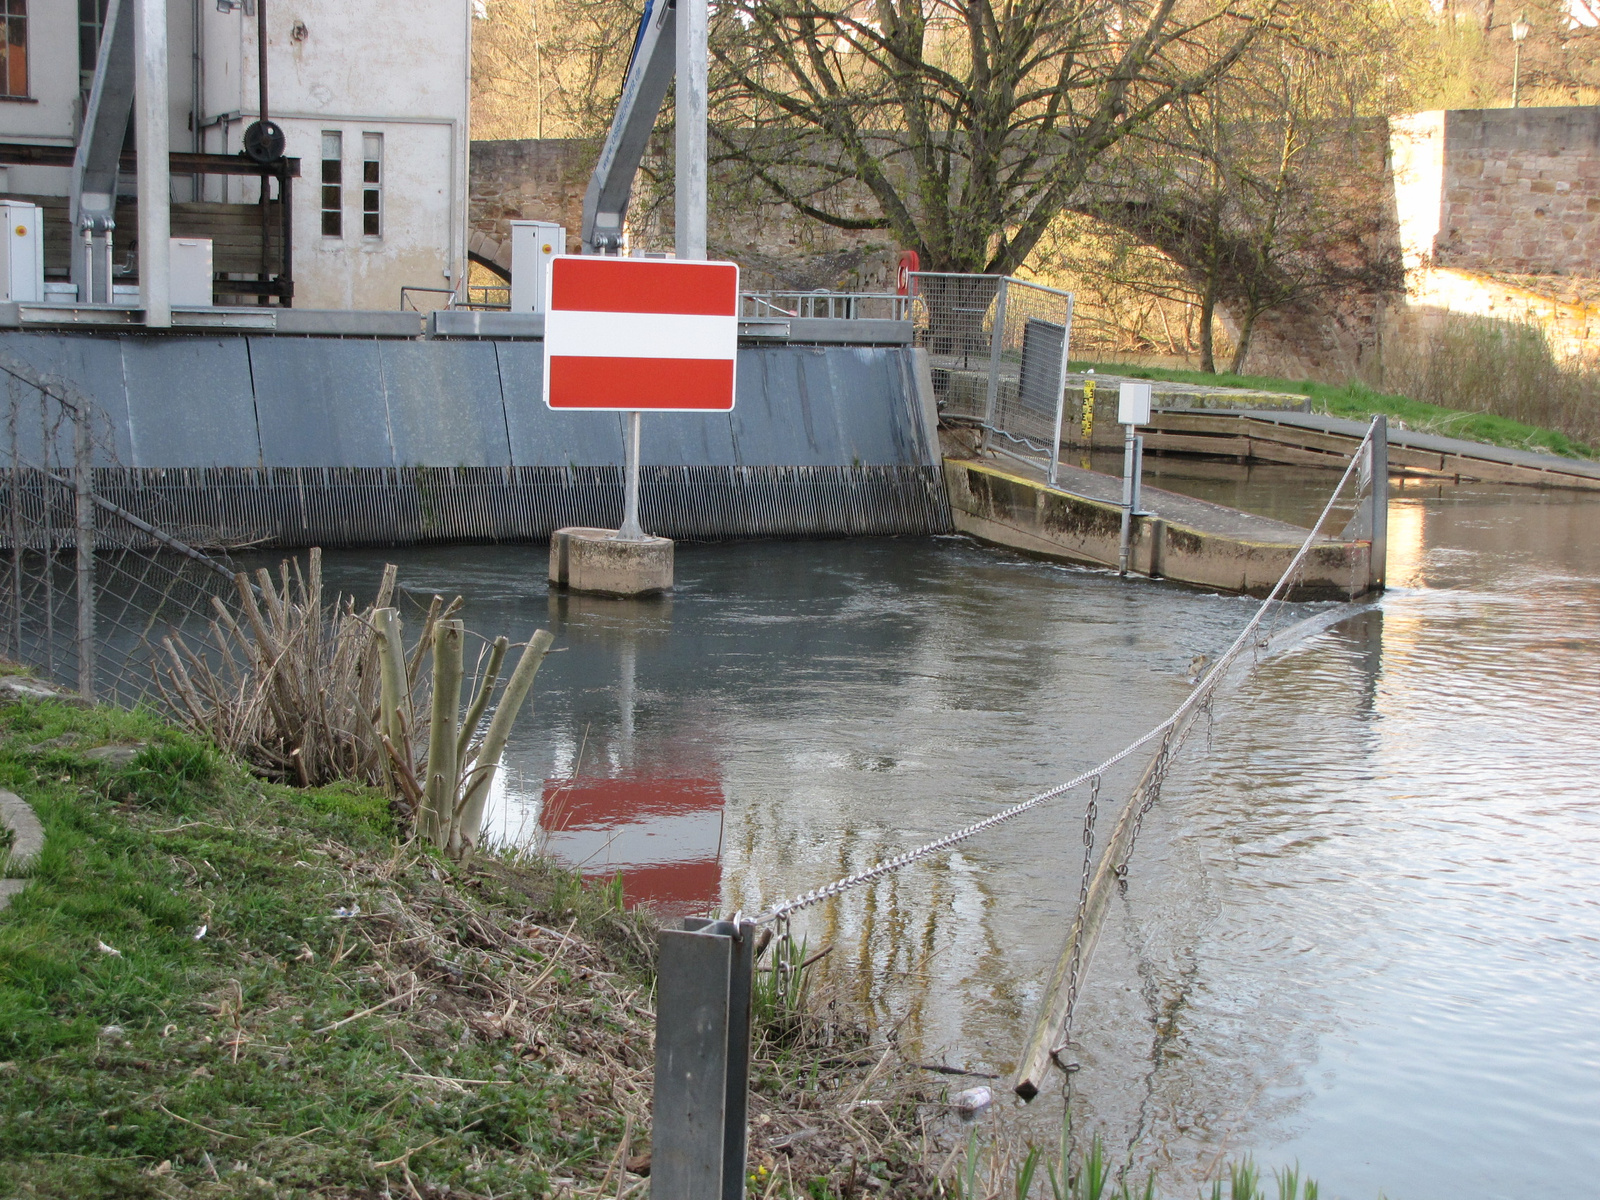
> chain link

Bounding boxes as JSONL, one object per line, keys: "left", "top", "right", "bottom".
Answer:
{"left": 1061, "top": 774, "right": 1101, "bottom": 1039}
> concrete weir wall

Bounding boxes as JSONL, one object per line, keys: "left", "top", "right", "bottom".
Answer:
{"left": 0, "top": 330, "right": 950, "bottom": 547}
{"left": 944, "top": 460, "right": 1371, "bottom": 600}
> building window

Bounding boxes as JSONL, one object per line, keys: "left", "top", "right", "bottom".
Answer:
{"left": 2, "top": 0, "right": 28, "bottom": 99}
{"left": 362, "top": 133, "right": 383, "bottom": 238}
{"left": 79, "top": 0, "right": 109, "bottom": 82}
{"left": 321, "top": 131, "right": 342, "bottom": 237}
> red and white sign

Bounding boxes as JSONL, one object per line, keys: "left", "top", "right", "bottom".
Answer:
{"left": 543, "top": 256, "right": 739, "bottom": 412}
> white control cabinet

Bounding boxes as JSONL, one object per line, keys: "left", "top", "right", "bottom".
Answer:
{"left": 509, "top": 221, "right": 566, "bottom": 313}
{"left": 170, "top": 237, "right": 214, "bottom": 307}
{"left": 0, "top": 201, "right": 44, "bottom": 303}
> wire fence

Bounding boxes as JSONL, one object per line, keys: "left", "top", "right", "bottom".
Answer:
{"left": 910, "top": 273, "right": 1075, "bottom": 471}
{"left": 0, "top": 351, "right": 238, "bottom": 709}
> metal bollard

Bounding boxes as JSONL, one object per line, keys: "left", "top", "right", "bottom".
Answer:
{"left": 652, "top": 917, "right": 755, "bottom": 1200}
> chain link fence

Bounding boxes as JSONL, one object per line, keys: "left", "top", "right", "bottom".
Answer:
{"left": 1, "top": 351, "right": 238, "bottom": 708}
{"left": 910, "top": 273, "right": 1075, "bottom": 478}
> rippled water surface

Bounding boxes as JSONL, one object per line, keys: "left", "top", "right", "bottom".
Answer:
{"left": 316, "top": 472, "right": 1600, "bottom": 1200}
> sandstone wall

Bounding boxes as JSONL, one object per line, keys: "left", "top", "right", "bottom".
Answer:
{"left": 1432, "top": 107, "right": 1600, "bottom": 276}
{"left": 468, "top": 139, "right": 595, "bottom": 276}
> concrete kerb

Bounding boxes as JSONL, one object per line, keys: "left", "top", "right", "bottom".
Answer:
{"left": 1, "top": 789, "right": 44, "bottom": 912}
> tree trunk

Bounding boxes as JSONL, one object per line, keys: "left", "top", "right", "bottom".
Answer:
{"left": 1229, "top": 308, "right": 1259, "bottom": 375}
{"left": 1198, "top": 273, "right": 1218, "bottom": 374}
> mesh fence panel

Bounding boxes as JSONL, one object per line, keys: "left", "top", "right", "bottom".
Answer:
{"left": 1, "top": 352, "right": 239, "bottom": 709}
{"left": 911, "top": 274, "right": 1074, "bottom": 460}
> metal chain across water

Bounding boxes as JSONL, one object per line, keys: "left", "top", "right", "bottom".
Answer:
{"left": 753, "top": 422, "right": 1377, "bottom": 926}
{"left": 1061, "top": 773, "right": 1101, "bottom": 1040}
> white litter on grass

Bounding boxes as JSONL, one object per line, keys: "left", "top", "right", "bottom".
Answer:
{"left": 193, "top": 924, "right": 207, "bottom": 940}
{"left": 96, "top": 940, "right": 121, "bottom": 957}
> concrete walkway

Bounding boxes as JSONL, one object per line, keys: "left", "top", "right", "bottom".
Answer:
{"left": 1074, "top": 370, "right": 1599, "bottom": 488}
{"left": 994, "top": 449, "right": 1346, "bottom": 545}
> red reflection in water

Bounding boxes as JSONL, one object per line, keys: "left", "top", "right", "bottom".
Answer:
{"left": 540, "top": 777, "right": 723, "bottom": 912}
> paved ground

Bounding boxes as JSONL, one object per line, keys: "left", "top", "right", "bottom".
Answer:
{"left": 988, "top": 447, "right": 1345, "bottom": 545}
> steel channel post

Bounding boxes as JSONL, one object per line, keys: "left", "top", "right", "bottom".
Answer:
{"left": 1369, "top": 415, "right": 1388, "bottom": 593}
{"left": 1047, "top": 294, "right": 1074, "bottom": 488}
{"left": 653, "top": 918, "right": 754, "bottom": 1200}
{"left": 981, "top": 277, "right": 1009, "bottom": 454}
{"left": 1118, "top": 426, "right": 1135, "bottom": 575}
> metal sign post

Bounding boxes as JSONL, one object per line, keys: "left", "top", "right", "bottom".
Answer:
{"left": 652, "top": 917, "right": 755, "bottom": 1200}
{"left": 1117, "top": 382, "right": 1153, "bottom": 576}
{"left": 620, "top": 410, "right": 645, "bottom": 541}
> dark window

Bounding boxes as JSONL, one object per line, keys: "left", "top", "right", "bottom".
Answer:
{"left": 79, "top": 0, "right": 109, "bottom": 80}
{"left": 361, "top": 133, "right": 382, "bottom": 237}
{"left": 2, "top": 0, "right": 28, "bottom": 98}
{"left": 321, "top": 131, "right": 342, "bottom": 238}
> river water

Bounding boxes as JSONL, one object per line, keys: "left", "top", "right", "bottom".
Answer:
{"left": 313, "top": 465, "right": 1600, "bottom": 1200}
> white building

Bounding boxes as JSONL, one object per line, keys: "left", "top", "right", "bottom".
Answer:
{"left": 0, "top": 0, "right": 471, "bottom": 313}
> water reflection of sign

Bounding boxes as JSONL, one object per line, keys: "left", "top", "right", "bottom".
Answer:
{"left": 540, "top": 777, "right": 723, "bottom": 911}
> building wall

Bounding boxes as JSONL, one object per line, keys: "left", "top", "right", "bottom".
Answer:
{"left": 206, "top": 0, "right": 471, "bottom": 309}
{"left": 0, "top": 0, "right": 469, "bottom": 310}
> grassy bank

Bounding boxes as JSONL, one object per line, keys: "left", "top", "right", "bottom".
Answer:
{"left": 0, "top": 694, "right": 936, "bottom": 1199}
{"left": 1071, "top": 360, "right": 1596, "bottom": 461}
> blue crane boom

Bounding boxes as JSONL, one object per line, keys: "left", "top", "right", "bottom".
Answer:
{"left": 581, "top": 0, "right": 678, "bottom": 253}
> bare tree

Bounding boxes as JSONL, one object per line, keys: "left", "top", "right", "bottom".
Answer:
{"left": 708, "top": 0, "right": 1286, "bottom": 276}
{"left": 1072, "top": 7, "right": 1409, "bottom": 373}
{"left": 472, "top": 0, "right": 643, "bottom": 141}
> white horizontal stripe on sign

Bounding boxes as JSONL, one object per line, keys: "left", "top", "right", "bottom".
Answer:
{"left": 545, "top": 309, "right": 737, "bottom": 360}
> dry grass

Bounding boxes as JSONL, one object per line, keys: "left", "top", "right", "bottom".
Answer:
{"left": 155, "top": 551, "right": 473, "bottom": 790}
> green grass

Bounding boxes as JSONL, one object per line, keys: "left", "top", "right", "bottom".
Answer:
{"left": 0, "top": 697, "right": 652, "bottom": 1199}
{"left": 1071, "top": 360, "right": 1597, "bottom": 461}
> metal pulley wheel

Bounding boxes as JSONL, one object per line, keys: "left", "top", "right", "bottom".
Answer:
{"left": 243, "top": 120, "right": 286, "bottom": 164}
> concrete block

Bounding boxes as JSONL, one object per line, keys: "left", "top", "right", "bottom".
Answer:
{"left": 549, "top": 526, "right": 674, "bottom": 596}
{"left": 1, "top": 788, "right": 44, "bottom": 874}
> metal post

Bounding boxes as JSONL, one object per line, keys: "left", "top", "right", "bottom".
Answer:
{"left": 134, "top": 0, "right": 171, "bottom": 327}
{"left": 1117, "top": 425, "right": 1135, "bottom": 575}
{"left": 674, "top": 0, "right": 708, "bottom": 260}
{"left": 1047, "top": 294, "right": 1074, "bottom": 488}
{"left": 980, "top": 276, "right": 1009, "bottom": 453}
{"left": 617, "top": 410, "right": 645, "bottom": 540}
{"left": 73, "top": 404, "right": 96, "bottom": 700}
{"left": 653, "top": 918, "right": 754, "bottom": 1200}
{"left": 1369, "top": 415, "right": 1388, "bottom": 594}
{"left": 1131, "top": 434, "right": 1146, "bottom": 516}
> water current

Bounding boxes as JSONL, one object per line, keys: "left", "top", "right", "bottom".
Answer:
{"left": 312, "top": 464, "right": 1600, "bottom": 1200}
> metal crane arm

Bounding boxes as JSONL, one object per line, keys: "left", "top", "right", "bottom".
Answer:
{"left": 581, "top": 0, "right": 677, "bottom": 253}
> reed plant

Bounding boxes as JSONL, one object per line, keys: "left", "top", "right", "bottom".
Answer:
{"left": 158, "top": 551, "right": 555, "bottom": 858}
{"left": 1378, "top": 313, "right": 1600, "bottom": 447}
{"left": 157, "top": 550, "right": 408, "bottom": 786}
{"left": 948, "top": 1108, "right": 1321, "bottom": 1200}
{"left": 373, "top": 609, "right": 553, "bottom": 858}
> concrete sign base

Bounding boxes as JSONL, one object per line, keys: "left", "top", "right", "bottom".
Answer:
{"left": 548, "top": 527, "right": 674, "bottom": 596}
